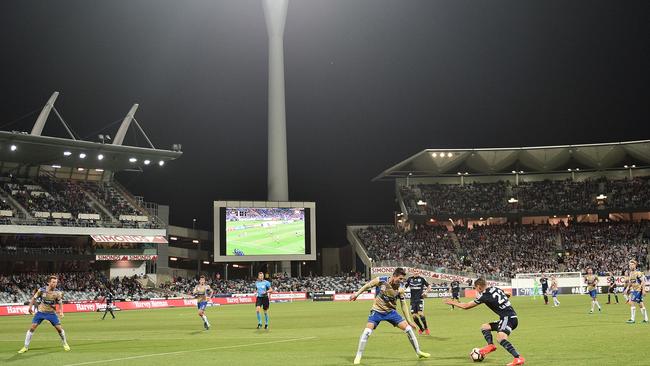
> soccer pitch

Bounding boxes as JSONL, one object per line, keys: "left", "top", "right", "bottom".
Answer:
{"left": 226, "top": 220, "right": 305, "bottom": 256}
{"left": 0, "top": 295, "right": 648, "bottom": 366}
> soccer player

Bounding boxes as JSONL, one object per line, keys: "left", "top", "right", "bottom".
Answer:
{"left": 350, "top": 268, "right": 430, "bottom": 364}
{"left": 255, "top": 271, "right": 273, "bottom": 329}
{"left": 445, "top": 278, "right": 525, "bottom": 366}
{"left": 18, "top": 275, "right": 70, "bottom": 354}
{"left": 449, "top": 279, "right": 461, "bottom": 310}
{"left": 539, "top": 273, "right": 549, "bottom": 305}
{"left": 192, "top": 275, "right": 212, "bottom": 330}
{"left": 584, "top": 268, "right": 601, "bottom": 314}
{"left": 606, "top": 272, "right": 619, "bottom": 305}
{"left": 625, "top": 259, "right": 648, "bottom": 324}
{"left": 550, "top": 275, "right": 560, "bottom": 307}
{"left": 405, "top": 273, "right": 431, "bottom": 335}
{"left": 101, "top": 288, "right": 115, "bottom": 320}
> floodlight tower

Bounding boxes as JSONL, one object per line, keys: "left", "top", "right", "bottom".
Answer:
{"left": 263, "top": 0, "right": 289, "bottom": 202}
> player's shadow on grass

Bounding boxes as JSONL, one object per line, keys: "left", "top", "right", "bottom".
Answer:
{"left": 3, "top": 347, "right": 60, "bottom": 363}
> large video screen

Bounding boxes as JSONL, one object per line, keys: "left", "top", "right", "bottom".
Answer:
{"left": 225, "top": 208, "right": 306, "bottom": 256}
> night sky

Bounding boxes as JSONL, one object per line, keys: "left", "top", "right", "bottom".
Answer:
{"left": 1, "top": 0, "right": 648, "bottom": 247}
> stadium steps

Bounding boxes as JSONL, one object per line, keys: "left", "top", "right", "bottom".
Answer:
{"left": 110, "top": 180, "right": 166, "bottom": 227}
{"left": 0, "top": 187, "right": 32, "bottom": 220}
{"left": 82, "top": 189, "right": 118, "bottom": 223}
{"left": 449, "top": 231, "right": 462, "bottom": 254}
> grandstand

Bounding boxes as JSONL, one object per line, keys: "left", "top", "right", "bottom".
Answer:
{"left": 348, "top": 141, "right": 650, "bottom": 281}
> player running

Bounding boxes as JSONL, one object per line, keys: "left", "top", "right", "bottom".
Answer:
{"left": 405, "top": 273, "right": 431, "bottom": 335}
{"left": 539, "top": 273, "right": 549, "bottom": 305}
{"left": 606, "top": 272, "right": 619, "bottom": 305}
{"left": 584, "top": 268, "right": 601, "bottom": 314}
{"left": 18, "top": 275, "right": 70, "bottom": 354}
{"left": 625, "top": 259, "right": 648, "bottom": 324}
{"left": 550, "top": 275, "right": 560, "bottom": 307}
{"left": 255, "top": 272, "right": 273, "bottom": 329}
{"left": 449, "top": 280, "right": 461, "bottom": 310}
{"left": 101, "top": 288, "right": 116, "bottom": 320}
{"left": 445, "top": 278, "right": 525, "bottom": 366}
{"left": 192, "top": 275, "right": 212, "bottom": 330}
{"left": 350, "top": 268, "right": 430, "bottom": 364}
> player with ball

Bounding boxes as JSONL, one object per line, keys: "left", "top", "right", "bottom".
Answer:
{"left": 445, "top": 278, "right": 525, "bottom": 365}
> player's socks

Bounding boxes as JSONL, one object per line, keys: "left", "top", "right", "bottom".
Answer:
{"left": 413, "top": 317, "right": 424, "bottom": 332}
{"left": 420, "top": 316, "right": 429, "bottom": 331}
{"left": 631, "top": 306, "right": 636, "bottom": 322}
{"left": 355, "top": 328, "right": 372, "bottom": 362}
{"left": 499, "top": 339, "right": 520, "bottom": 358}
{"left": 595, "top": 300, "right": 601, "bottom": 311}
{"left": 24, "top": 330, "right": 33, "bottom": 348}
{"left": 615, "top": 295, "right": 619, "bottom": 304}
{"left": 264, "top": 312, "right": 269, "bottom": 326}
{"left": 201, "top": 314, "right": 210, "bottom": 329}
{"left": 404, "top": 325, "right": 422, "bottom": 355}
{"left": 256, "top": 311, "right": 262, "bottom": 326}
{"left": 59, "top": 330, "right": 67, "bottom": 345}
{"left": 641, "top": 307, "right": 648, "bottom": 322}
{"left": 481, "top": 329, "right": 493, "bottom": 345}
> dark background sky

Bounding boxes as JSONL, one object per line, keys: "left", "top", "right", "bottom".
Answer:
{"left": 0, "top": 0, "right": 648, "bottom": 247}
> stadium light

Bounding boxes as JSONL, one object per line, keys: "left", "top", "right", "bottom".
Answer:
{"left": 79, "top": 153, "right": 86, "bottom": 159}
{"left": 575, "top": 168, "right": 580, "bottom": 171}
{"left": 464, "top": 172, "right": 469, "bottom": 175}
{"left": 631, "top": 165, "right": 636, "bottom": 168}
{"left": 232, "top": 264, "right": 240, "bottom": 268}
{"left": 97, "top": 154, "right": 104, "bottom": 160}
{"left": 508, "top": 197, "right": 518, "bottom": 203}
{"left": 10, "top": 145, "right": 17, "bottom": 151}
{"left": 129, "top": 157, "right": 137, "bottom": 163}
{"left": 202, "top": 261, "right": 210, "bottom": 265}
{"left": 169, "top": 236, "right": 177, "bottom": 241}
{"left": 192, "top": 239, "right": 199, "bottom": 244}
{"left": 624, "top": 165, "right": 628, "bottom": 168}
{"left": 77, "top": 168, "right": 85, "bottom": 171}
{"left": 431, "top": 152, "right": 438, "bottom": 158}
{"left": 63, "top": 151, "right": 72, "bottom": 156}
{"left": 408, "top": 172, "right": 413, "bottom": 176}
{"left": 567, "top": 168, "right": 572, "bottom": 172}
{"left": 95, "top": 169, "right": 104, "bottom": 172}
{"left": 457, "top": 172, "right": 462, "bottom": 175}
{"left": 51, "top": 164, "right": 61, "bottom": 169}
{"left": 479, "top": 217, "right": 484, "bottom": 220}
{"left": 169, "top": 257, "right": 178, "bottom": 261}
{"left": 144, "top": 159, "right": 151, "bottom": 165}
{"left": 519, "top": 170, "right": 524, "bottom": 174}
{"left": 597, "top": 194, "right": 607, "bottom": 200}
{"left": 416, "top": 200, "right": 427, "bottom": 206}
{"left": 511, "top": 170, "right": 517, "bottom": 174}
{"left": 447, "top": 152, "right": 452, "bottom": 157}
{"left": 158, "top": 160, "right": 165, "bottom": 166}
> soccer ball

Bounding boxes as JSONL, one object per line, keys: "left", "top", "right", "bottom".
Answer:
{"left": 470, "top": 348, "right": 484, "bottom": 362}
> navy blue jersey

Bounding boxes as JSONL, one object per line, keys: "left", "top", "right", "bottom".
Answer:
{"left": 105, "top": 292, "right": 114, "bottom": 305}
{"left": 539, "top": 277, "right": 548, "bottom": 288}
{"left": 608, "top": 276, "right": 616, "bottom": 287}
{"left": 474, "top": 287, "right": 516, "bottom": 318}
{"left": 451, "top": 281, "right": 461, "bottom": 293}
{"left": 405, "top": 276, "right": 429, "bottom": 300}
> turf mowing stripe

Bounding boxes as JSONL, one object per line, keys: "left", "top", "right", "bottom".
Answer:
{"left": 61, "top": 336, "right": 317, "bottom": 366}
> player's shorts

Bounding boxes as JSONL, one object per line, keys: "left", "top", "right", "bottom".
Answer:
{"left": 552, "top": 290, "right": 559, "bottom": 297}
{"left": 629, "top": 291, "right": 643, "bottom": 304}
{"left": 255, "top": 296, "right": 270, "bottom": 310}
{"left": 368, "top": 309, "right": 404, "bottom": 328}
{"left": 489, "top": 315, "right": 518, "bottom": 335}
{"left": 608, "top": 286, "right": 616, "bottom": 294}
{"left": 32, "top": 311, "right": 60, "bottom": 326}
{"left": 588, "top": 289, "right": 598, "bottom": 298}
{"left": 197, "top": 301, "right": 208, "bottom": 311}
{"left": 541, "top": 286, "right": 548, "bottom": 295}
{"left": 452, "top": 291, "right": 460, "bottom": 300}
{"left": 410, "top": 299, "right": 424, "bottom": 313}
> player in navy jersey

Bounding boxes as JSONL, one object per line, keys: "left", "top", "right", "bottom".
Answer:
{"left": 449, "top": 280, "right": 461, "bottom": 310}
{"left": 405, "top": 274, "right": 431, "bottom": 335}
{"left": 606, "top": 273, "right": 619, "bottom": 304}
{"left": 101, "top": 289, "right": 115, "bottom": 320}
{"left": 539, "top": 273, "right": 549, "bottom": 305}
{"left": 445, "top": 278, "right": 525, "bottom": 366}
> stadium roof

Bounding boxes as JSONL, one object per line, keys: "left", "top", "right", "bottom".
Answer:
{"left": 373, "top": 140, "right": 650, "bottom": 181}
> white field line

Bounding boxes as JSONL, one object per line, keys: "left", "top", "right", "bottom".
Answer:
{"left": 62, "top": 336, "right": 317, "bottom": 366}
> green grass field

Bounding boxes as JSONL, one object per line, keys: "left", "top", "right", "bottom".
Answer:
{"left": 226, "top": 220, "right": 305, "bottom": 255}
{"left": 0, "top": 295, "right": 648, "bottom": 365}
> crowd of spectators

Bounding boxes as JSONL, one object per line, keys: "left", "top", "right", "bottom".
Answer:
{"left": 357, "top": 225, "right": 462, "bottom": 270}
{"left": 402, "top": 176, "right": 650, "bottom": 217}
{"left": 83, "top": 182, "right": 142, "bottom": 217}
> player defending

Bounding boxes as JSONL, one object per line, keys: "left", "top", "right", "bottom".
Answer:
{"left": 539, "top": 273, "right": 549, "bottom": 305}
{"left": 192, "top": 275, "right": 212, "bottom": 330}
{"left": 18, "top": 275, "right": 70, "bottom": 354}
{"left": 625, "top": 260, "right": 648, "bottom": 324}
{"left": 606, "top": 272, "right": 619, "bottom": 304}
{"left": 101, "top": 288, "right": 115, "bottom": 320}
{"left": 550, "top": 275, "right": 560, "bottom": 307}
{"left": 350, "top": 268, "right": 430, "bottom": 364}
{"left": 405, "top": 273, "right": 431, "bottom": 335}
{"left": 445, "top": 278, "right": 525, "bottom": 366}
{"left": 584, "top": 268, "right": 601, "bottom": 314}
{"left": 449, "top": 279, "right": 461, "bottom": 310}
{"left": 255, "top": 272, "right": 273, "bottom": 329}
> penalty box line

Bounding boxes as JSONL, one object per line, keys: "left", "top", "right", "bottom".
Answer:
{"left": 63, "top": 336, "right": 317, "bottom": 366}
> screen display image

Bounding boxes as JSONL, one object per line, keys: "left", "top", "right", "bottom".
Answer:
{"left": 226, "top": 208, "right": 306, "bottom": 256}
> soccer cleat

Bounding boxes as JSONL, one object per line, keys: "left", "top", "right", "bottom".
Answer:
{"left": 626, "top": 319, "right": 635, "bottom": 324}
{"left": 480, "top": 344, "right": 497, "bottom": 356}
{"left": 63, "top": 343, "right": 71, "bottom": 351}
{"left": 506, "top": 356, "right": 525, "bottom": 366}
{"left": 204, "top": 323, "right": 210, "bottom": 330}
{"left": 417, "top": 351, "right": 430, "bottom": 359}
{"left": 257, "top": 324, "right": 262, "bottom": 329}
{"left": 353, "top": 355, "right": 362, "bottom": 365}
{"left": 642, "top": 320, "right": 648, "bottom": 324}
{"left": 424, "top": 329, "right": 430, "bottom": 336}
{"left": 17, "top": 347, "right": 28, "bottom": 354}
{"left": 417, "top": 329, "right": 423, "bottom": 335}
{"left": 589, "top": 310, "right": 593, "bottom": 314}
{"left": 264, "top": 324, "right": 268, "bottom": 330}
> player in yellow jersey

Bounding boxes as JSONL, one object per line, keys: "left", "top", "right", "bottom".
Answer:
{"left": 350, "top": 268, "right": 430, "bottom": 365}
{"left": 584, "top": 268, "right": 601, "bottom": 313}
{"left": 192, "top": 275, "right": 213, "bottom": 330}
{"left": 18, "top": 275, "right": 70, "bottom": 354}
{"left": 625, "top": 260, "right": 647, "bottom": 324}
